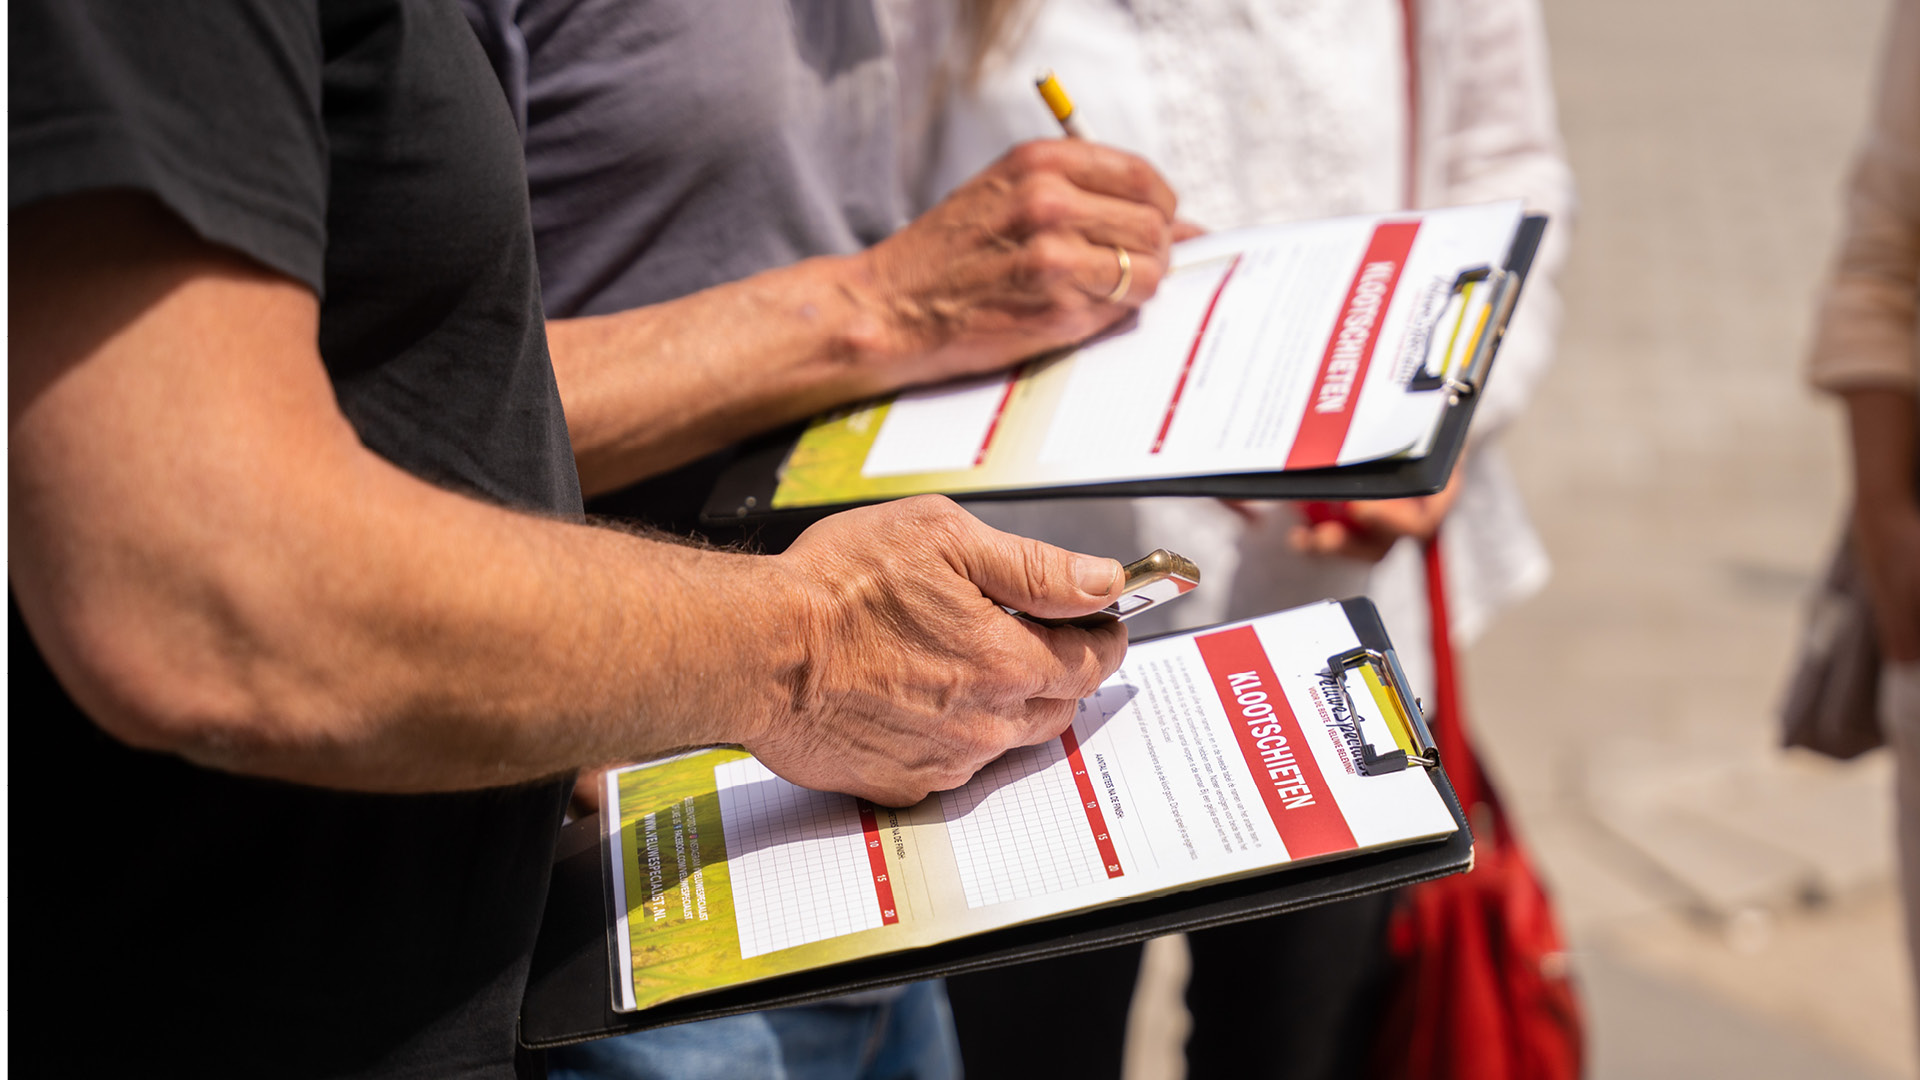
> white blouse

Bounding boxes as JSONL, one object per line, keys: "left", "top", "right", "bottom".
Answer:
{"left": 886, "top": 0, "right": 1575, "bottom": 671}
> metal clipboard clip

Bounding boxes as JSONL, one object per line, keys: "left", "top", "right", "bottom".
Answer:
{"left": 1324, "top": 645, "right": 1439, "bottom": 776}
{"left": 1406, "top": 264, "right": 1519, "bottom": 403}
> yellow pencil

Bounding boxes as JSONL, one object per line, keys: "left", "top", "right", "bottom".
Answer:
{"left": 1035, "top": 69, "right": 1094, "bottom": 140}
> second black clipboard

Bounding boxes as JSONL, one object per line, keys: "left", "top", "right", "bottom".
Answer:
{"left": 519, "top": 597, "right": 1474, "bottom": 1051}
{"left": 700, "top": 215, "right": 1546, "bottom": 529}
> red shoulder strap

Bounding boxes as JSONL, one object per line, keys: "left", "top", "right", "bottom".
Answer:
{"left": 1424, "top": 531, "right": 1484, "bottom": 816}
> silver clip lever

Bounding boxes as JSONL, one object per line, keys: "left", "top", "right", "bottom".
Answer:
{"left": 1324, "top": 645, "right": 1439, "bottom": 776}
{"left": 1406, "top": 265, "right": 1518, "bottom": 401}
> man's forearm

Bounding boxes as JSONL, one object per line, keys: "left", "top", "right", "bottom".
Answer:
{"left": 186, "top": 458, "right": 811, "bottom": 791}
{"left": 10, "top": 195, "right": 808, "bottom": 792}
{"left": 16, "top": 190, "right": 1134, "bottom": 807}
{"left": 17, "top": 394, "right": 811, "bottom": 794}
{"left": 548, "top": 254, "right": 904, "bottom": 495}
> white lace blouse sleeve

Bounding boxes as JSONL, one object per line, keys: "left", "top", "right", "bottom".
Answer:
{"left": 1431, "top": 0, "right": 1576, "bottom": 439}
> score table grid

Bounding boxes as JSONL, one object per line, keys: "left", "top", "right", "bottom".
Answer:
{"left": 715, "top": 758, "right": 885, "bottom": 959}
{"left": 939, "top": 695, "right": 1128, "bottom": 910}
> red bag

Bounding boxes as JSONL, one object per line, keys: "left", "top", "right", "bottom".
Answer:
{"left": 1371, "top": 533, "right": 1584, "bottom": 1080}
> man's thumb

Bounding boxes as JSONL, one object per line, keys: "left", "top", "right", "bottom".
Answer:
{"left": 966, "top": 532, "right": 1124, "bottom": 619}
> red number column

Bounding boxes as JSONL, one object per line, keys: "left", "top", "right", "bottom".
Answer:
{"left": 857, "top": 802, "right": 900, "bottom": 925}
{"left": 1061, "top": 727, "right": 1124, "bottom": 879}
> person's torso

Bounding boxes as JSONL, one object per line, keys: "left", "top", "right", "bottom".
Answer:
{"left": 16, "top": 2, "right": 578, "bottom": 1074}
{"left": 321, "top": 0, "right": 582, "bottom": 510}
{"left": 909, "top": 0, "right": 1424, "bottom": 227}
{"left": 471, "top": 0, "right": 908, "bottom": 317}
{"left": 1128, "top": 0, "right": 1409, "bottom": 227}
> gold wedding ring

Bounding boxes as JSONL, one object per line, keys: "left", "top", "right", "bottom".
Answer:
{"left": 1104, "top": 245, "right": 1133, "bottom": 304}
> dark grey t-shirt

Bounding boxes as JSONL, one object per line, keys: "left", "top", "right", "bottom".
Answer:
{"left": 465, "top": 0, "right": 910, "bottom": 533}
{"left": 13, "top": 0, "right": 579, "bottom": 1074}
{"left": 465, "top": 0, "right": 907, "bottom": 320}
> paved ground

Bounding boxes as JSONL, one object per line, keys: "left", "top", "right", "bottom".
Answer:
{"left": 1470, "top": 0, "right": 1915, "bottom": 1076}
{"left": 1117, "top": 2, "right": 1914, "bottom": 1078}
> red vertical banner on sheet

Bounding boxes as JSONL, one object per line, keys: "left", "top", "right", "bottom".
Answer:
{"left": 1195, "top": 626, "right": 1357, "bottom": 859}
{"left": 1284, "top": 222, "right": 1421, "bottom": 469}
{"left": 1061, "top": 726, "right": 1125, "bottom": 878}
{"left": 1151, "top": 255, "right": 1242, "bottom": 454}
{"left": 857, "top": 802, "right": 900, "bottom": 925}
{"left": 972, "top": 368, "right": 1023, "bottom": 467}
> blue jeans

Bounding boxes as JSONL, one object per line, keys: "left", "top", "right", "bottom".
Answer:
{"left": 547, "top": 981, "right": 962, "bottom": 1080}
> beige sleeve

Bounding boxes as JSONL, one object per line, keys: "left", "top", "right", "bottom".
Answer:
{"left": 1809, "top": 0, "right": 1920, "bottom": 395}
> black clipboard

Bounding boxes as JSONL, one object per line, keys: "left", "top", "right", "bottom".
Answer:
{"left": 519, "top": 597, "right": 1475, "bottom": 1050}
{"left": 699, "top": 216, "right": 1546, "bottom": 528}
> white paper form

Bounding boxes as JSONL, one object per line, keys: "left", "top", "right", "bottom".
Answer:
{"left": 1334, "top": 201, "right": 1525, "bottom": 465}
{"left": 862, "top": 372, "right": 1017, "bottom": 477}
{"left": 980, "top": 601, "right": 1457, "bottom": 913}
{"left": 715, "top": 757, "right": 889, "bottom": 958}
{"left": 1092, "top": 200, "right": 1525, "bottom": 475}
{"left": 938, "top": 736, "right": 1116, "bottom": 908}
{"left": 773, "top": 202, "right": 1527, "bottom": 510}
{"left": 1033, "top": 256, "right": 1242, "bottom": 465}
{"left": 604, "top": 601, "right": 1461, "bottom": 1012}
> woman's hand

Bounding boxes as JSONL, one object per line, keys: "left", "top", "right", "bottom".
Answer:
{"left": 1285, "top": 467, "right": 1467, "bottom": 563}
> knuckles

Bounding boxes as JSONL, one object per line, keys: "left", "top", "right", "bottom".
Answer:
{"left": 1002, "top": 139, "right": 1064, "bottom": 179}
{"left": 1011, "top": 174, "right": 1075, "bottom": 234}
{"left": 1121, "top": 156, "right": 1161, "bottom": 205}
{"left": 894, "top": 492, "right": 964, "bottom": 522}
{"left": 1023, "top": 698, "right": 1079, "bottom": 743}
{"left": 867, "top": 782, "right": 932, "bottom": 809}
{"left": 1087, "top": 624, "right": 1130, "bottom": 679}
{"left": 884, "top": 494, "right": 970, "bottom": 546}
{"left": 1143, "top": 215, "right": 1175, "bottom": 256}
{"left": 1020, "top": 233, "right": 1080, "bottom": 286}
{"left": 1049, "top": 634, "right": 1118, "bottom": 700}
{"left": 947, "top": 748, "right": 995, "bottom": 788}
{"left": 1051, "top": 624, "right": 1127, "bottom": 694}
{"left": 966, "top": 633, "right": 1048, "bottom": 703}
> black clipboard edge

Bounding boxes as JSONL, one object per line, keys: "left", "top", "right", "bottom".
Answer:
{"left": 698, "top": 215, "right": 1547, "bottom": 529}
{"left": 519, "top": 597, "right": 1473, "bottom": 1049}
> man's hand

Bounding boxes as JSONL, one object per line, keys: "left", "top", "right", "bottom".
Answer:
{"left": 855, "top": 140, "right": 1179, "bottom": 388}
{"left": 11, "top": 192, "right": 1130, "bottom": 799}
{"left": 750, "top": 496, "right": 1129, "bottom": 806}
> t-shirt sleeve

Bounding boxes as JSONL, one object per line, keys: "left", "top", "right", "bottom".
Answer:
{"left": 461, "top": 0, "right": 531, "bottom": 137}
{"left": 10, "top": 0, "right": 330, "bottom": 294}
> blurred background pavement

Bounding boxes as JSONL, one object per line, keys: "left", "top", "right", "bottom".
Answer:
{"left": 1470, "top": 0, "right": 1913, "bottom": 1076}
{"left": 1118, "top": 4, "right": 1912, "bottom": 1076}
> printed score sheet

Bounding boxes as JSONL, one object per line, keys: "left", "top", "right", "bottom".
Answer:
{"left": 603, "top": 601, "right": 1458, "bottom": 1012}
{"left": 766, "top": 201, "right": 1524, "bottom": 509}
